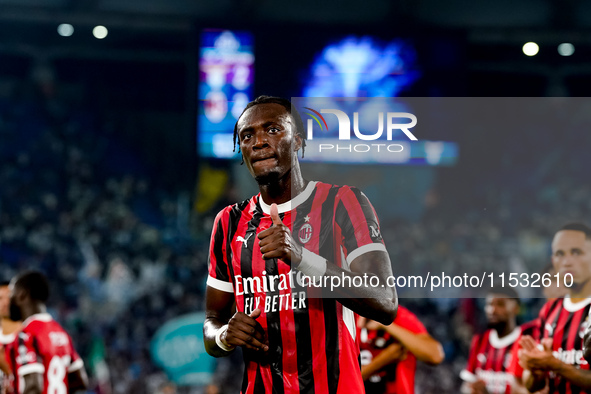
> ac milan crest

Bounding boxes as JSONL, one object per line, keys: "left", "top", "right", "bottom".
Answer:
{"left": 299, "top": 223, "right": 313, "bottom": 244}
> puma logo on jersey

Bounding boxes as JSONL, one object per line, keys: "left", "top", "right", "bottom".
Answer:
{"left": 545, "top": 323, "right": 555, "bottom": 337}
{"left": 236, "top": 233, "right": 253, "bottom": 248}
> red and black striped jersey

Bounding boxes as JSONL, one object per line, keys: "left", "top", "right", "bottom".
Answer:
{"left": 461, "top": 326, "right": 524, "bottom": 394}
{"left": 358, "top": 306, "right": 427, "bottom": 394}
{"left": 4, "top": 313, "right": 84, "bottom": 394}
{"left": 508, "top": 319, "right": 541, "bottom": 381}
{"left": 0, "top": 328, "right": 16, "bottom": 394}
{"left": 537, "top": 296, "right": 591, "bottom": 394}
{"left": 206, "top": 181, "right": 387, "bottom": 394}
{"left": 520, "top": 318, "right": 541, "bottom": 340}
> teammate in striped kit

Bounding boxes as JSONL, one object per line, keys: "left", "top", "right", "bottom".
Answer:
{"left": 0, "top": 281, "right": 20, "bottom": 394}
{"left": 520, "top": 223, "right": 591, "bottom": 394}
{"left": 358, "top": 305, "right": 444, "bottom": 394}
{"left": 4, "top": 272, "right": 88, "bottom": 394}
{"left": 461, "top": 287, "right": 532, "bottom": 394}
{"left": 203, "top": 96, "right": 398, "bottom": 393}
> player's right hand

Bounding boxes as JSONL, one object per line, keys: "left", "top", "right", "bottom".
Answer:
{"left": 258, "top": 203, "right": 302, "bottom": 266}
{"left": 223, "top": 309, "right": 269, "bottom": 352}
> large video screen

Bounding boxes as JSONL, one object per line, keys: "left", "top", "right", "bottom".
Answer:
{"left": 197, "top": 30, "right": 461, "bottom": 165}
{"left": 296, "top": 36, "right": 458, "bottom": 165}
{"left": 197, "top": 29, "right": 254, "bottom": 159}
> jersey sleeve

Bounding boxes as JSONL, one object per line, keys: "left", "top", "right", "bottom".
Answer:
{"left": 206, "top": 207, "right": 234, "bottom": 293}
{"left": 521, "top": 318, "right": 541, "bottom": 341}
{"left": 335, "top": 186, "right": 387, "bottom": 266}
{"left": 460, "top": 334, "right": 482, "bottom": 382}
{"left": 67, "top": 335, "right": 84, "bottom": 373}
{"left": 508, "top": 341, "right": 524, "bottom": 379}
{"left": 13, "top": 332, "right": 44, "bottom": 377}
{"left": 509, "top": 318, "right": 542, "bottom": 379}
{"left": 394, "top": 306, "right": 428, "bottom": 335}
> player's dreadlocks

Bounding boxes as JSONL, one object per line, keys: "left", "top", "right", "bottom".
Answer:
{"left": 233, "top": 96, "right": 306, "bottom": 162}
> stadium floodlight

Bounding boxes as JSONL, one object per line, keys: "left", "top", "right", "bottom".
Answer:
{"left": 93, "top": 26, "right": 108, "bottom": 39}
{"left": 558, "top": 43, "right": 575, "bottom": 56}
{"left": 523, "top": 42, "right": 539, "bottom": 56}
{"left": 57, "top": 24, "right": 74, "bottom": 37}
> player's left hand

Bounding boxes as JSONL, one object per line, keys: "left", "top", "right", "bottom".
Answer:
{"left": 258, "top": 203, "right": 302, "bottom": 266}
{"left": 519, "top": 337, "right": 557, "bottom": 371}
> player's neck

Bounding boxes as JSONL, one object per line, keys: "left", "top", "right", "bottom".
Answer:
{"left": 495, "top": 321, "right": 515, "bottom": 338}
{"left": 258, "top": 166, "right": 306, "bottom": 205}
{"left": 569, "top": 278, "right": 591, "bottom": 302}
{"left": 20, "top": 303, "right": 47, "bottom": 323}
{"left": 1, "top": 317, "right": 21, "bottom": 334}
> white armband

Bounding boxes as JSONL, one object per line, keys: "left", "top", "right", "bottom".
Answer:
{"left": 296, "top": 248, "right": 327, "bottom": 278}
{"left": 215, "top": 324, "right": 235, "bottom": 352}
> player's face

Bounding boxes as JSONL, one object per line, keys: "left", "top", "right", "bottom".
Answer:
{"left": 237, "top": 103, "right": 302, "bottom": 184}
{"left": 0, "top": 286, "right": 9, "bottom": 318}
{"left": 551, "top": 230, "right": 591, "bottom": 285}
{"left": 485, "top": 295, "right": 517, "bottom": 326}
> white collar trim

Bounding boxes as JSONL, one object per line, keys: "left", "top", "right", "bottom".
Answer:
{"left": 22, "top": 313, "right": 52, "bottom": 329}
{"left": 563, "top": 295, "right": 591, "bottom": 312}
{"left": 258, "top": 181, "right": 317, "bottom": 215}
{"left": 0, "top": 329, "right": 15, "bottom": 345}
{"left": 489, "top": 327, "right": 521, "bottom": 349}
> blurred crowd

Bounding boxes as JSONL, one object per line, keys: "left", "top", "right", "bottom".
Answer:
{"left": 1, "top": 76, "right": 590, "bottom": 393}
{"left": 0, "top": 78, "right": 209, "bottom": 393}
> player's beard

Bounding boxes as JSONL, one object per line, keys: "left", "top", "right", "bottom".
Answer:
{"left": 487, "top": 320, "right": 508, "bottom": 334}
{"left": 255, "top": 171, "right": 281, "bottom": 186}
{"left": 254, "top": 163, "right": 292, "bottom": 188}
{"left": 9, "top": 300, "right": 22, "bottom": 321}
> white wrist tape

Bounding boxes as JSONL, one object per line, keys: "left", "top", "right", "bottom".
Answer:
{"left": 215, "top": 324, "right": 235, "bottom": 352}
{"left": 297, "top": 248, "right": 327, "bottom": 278}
